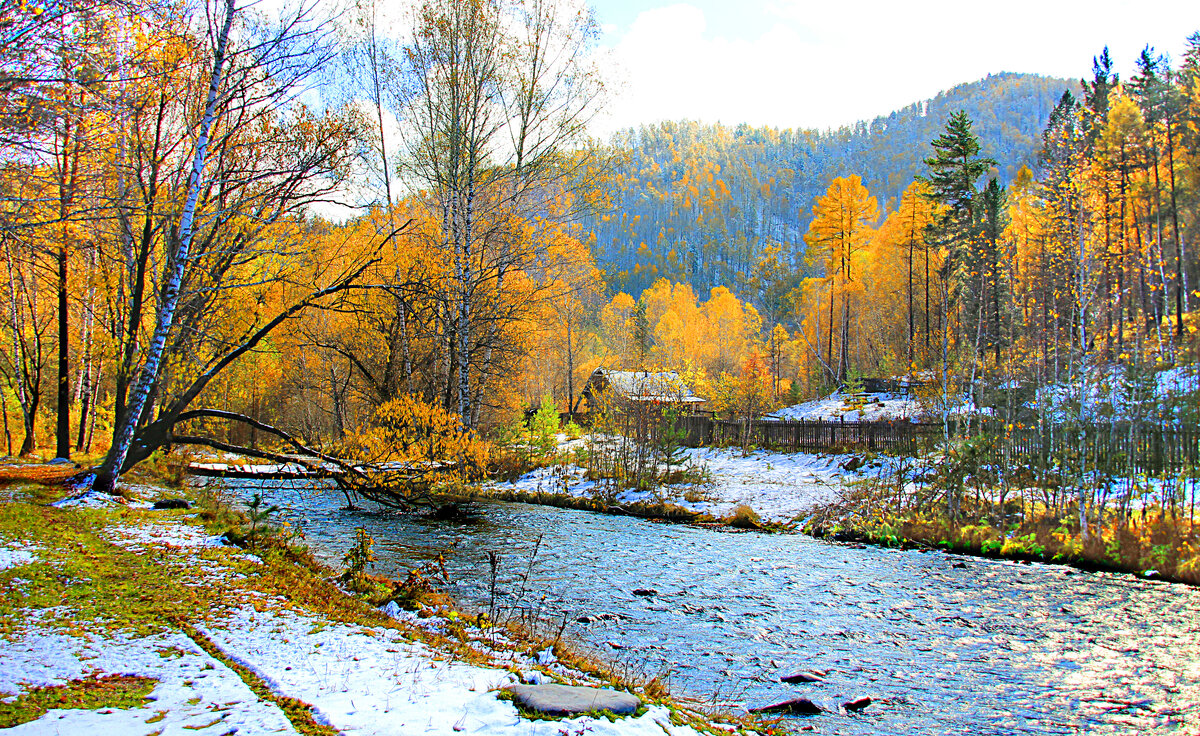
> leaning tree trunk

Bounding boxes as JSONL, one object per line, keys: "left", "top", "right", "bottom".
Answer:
{"left": 94, "top": 0, "right": 237, "bottom": 494}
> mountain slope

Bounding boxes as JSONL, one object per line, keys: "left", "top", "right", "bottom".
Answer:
{"left": 587, "top": 72, "right": 1078, "bottom": 296}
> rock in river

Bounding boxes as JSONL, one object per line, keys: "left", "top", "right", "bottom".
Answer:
{"left": 844, "top": 696, "right": 872, "bottom": 711}
{"left": 632, "top": 587, "right": 659, "bottom": 597}
{"left": 505, "top": 684, "right": 640, "bottom": 716}
{"left": 153, "top": 498, "right": 191, "bottom": 510}
{"left": 781, "top": 671, "right": 826, "bottom": 684}
{"left": 750, "top": 697, "right": 824, "bottom": 715}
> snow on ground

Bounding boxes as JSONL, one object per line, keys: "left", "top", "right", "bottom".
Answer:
{"left": 2, "top": 491, "right": 716, "bottom": 735}
{"left": 491, "top": 444, "right": 889, "bottom": 523}
{"left": 0, "top": 546, "right": 36, "bottom": 571}
{"left": 767, "top": 390, "right": 926, "bottom": 422}
{"left": 52, "top": 486, "right": 154, "bottom": 510}
{"left": 0, "top": 621, "right": 300, "bottom": 735}
{"left": 1032, "top": 364, "right": 1199, "bottom": 422}
{"left": 204, "top": 606, "right": 691, "bottom": 736}
{"left": 105, "top": 520, "right": 230, "bottom": 551}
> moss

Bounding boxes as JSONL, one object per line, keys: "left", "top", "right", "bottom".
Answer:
{"left": 0, "top": 673, "right": 158, "bottom": 728}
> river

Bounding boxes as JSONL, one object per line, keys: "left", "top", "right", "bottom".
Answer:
{"left": 221, "top": 479, "right": 1200, "bottom": 735}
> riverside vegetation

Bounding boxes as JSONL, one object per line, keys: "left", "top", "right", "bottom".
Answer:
{"left": 804, "top": 437, "right": 1200, "bottom": 584}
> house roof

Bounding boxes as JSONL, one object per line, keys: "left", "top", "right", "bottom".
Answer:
{"left": 586, "top": 369, "right": 706, "bottom": 403}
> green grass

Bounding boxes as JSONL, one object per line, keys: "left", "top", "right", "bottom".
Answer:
{"left": 0, "top": 673, "right": 158, "bottom": 728}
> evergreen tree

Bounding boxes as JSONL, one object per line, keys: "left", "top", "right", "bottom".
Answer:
{"left": 1082, "top": 47, "right": 1118, "bottom": 149}
{"left": 979, "top": 178, "right": 1009, "bottom": 364}
{"left": 919, "top": 111, "right": 996, "bottom": 333}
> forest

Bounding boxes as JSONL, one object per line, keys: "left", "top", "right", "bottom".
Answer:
{"left": 1, "top": 0, "right": 1198, "bottom": 497}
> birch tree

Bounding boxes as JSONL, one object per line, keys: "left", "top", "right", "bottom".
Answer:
{"left": 400, "top": 0, "right": 604, "bottom": 428}
{"left": 91, "top": 0, "right": 366, "bottom": 491}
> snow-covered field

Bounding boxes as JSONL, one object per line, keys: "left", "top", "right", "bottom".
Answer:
{"left": 490, "top": 443, "right": 889, "bottom": 523}
{"left": 0, "top": 487, "right": 715, "bottom": 736}
{"left": 766, "top": 389, "right": 926, "bottom": 422}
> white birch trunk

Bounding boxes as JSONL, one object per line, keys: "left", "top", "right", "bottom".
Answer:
{"left": 97, "top": 0, "right": 237, "bottom": 490}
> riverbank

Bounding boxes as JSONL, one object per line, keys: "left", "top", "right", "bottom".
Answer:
{"left": 484, "top": 441, "right": 1200, "bottom": 587}
{"left": 483, "top": 445, "right": 888, "bottom": 528}
{"left": 803, "top": 474, "right": 1200, "bottom": 587}
{"left": 0, "top": 473, "right": 752, "bottom": 735}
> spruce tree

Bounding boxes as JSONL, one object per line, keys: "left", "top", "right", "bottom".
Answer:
{"left": 980, "top": 178, "right": 1009, "bottom": 364}
{"left": 919, "top": 111, "right": 996, "bottom": 334}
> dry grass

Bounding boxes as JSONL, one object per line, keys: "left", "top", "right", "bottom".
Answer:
{"left": 0, "top": 463, "right": 80, "bottom": 487}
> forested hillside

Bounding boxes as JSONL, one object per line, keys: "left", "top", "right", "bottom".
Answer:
{"left": 590, "top": 73, "right": 1077, "bottom": 296}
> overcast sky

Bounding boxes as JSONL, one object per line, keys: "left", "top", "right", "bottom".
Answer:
{"left": 587, "top": 0, "right": 1200, "bottom": 135}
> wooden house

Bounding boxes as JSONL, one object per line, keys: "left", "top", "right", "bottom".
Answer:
{"left": 577, "top": 369, "right": 706, "bottom": 415}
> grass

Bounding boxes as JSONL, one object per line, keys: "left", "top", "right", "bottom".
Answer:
{"left": 805, "top": 474, "right": 1200, "bottom": 584}
{"left": 0, "top": 673, "right": 158, "bottom": 728}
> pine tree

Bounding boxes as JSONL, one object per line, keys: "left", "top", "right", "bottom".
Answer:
{"left": 919, "top": 111, "right": 996, "bottom": 336}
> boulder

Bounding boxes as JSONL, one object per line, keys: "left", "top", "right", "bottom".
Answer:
{"left": 632, "top": 587, "right": 658, "bottom": 597}
{"left": 153, "top": 498, "right": 191, "bottom": 510}
{"left": 844, "top": 696, "right": 872, "bottom": 711}
{"left": 750, "top": 697, "right": 824, "bottom": 715}
{"left": 505, "top": 684, "right": 640, "bottom": 716}
{"left": 840, "top": 456, "right": 865, "bottom": 472}
{"left": 781, "top": 671, "right": 825, "bottom": 684}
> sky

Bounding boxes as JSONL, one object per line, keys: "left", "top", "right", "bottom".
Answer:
{"left": 588, "top": 0, "right": 1200, "bottom": 135}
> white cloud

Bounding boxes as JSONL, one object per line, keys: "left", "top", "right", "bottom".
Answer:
{"left": 594, "top": 0, "right": 1200, "bottom": 134}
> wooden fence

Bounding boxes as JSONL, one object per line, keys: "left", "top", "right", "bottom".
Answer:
{"left": 670, "top": 415, "right": 1200, "bottom": 475}
{"left": 986, "top": 423, "right": 1200, "bottom": 476}
{"left": 673, "top": 415, "right": 942, "bottom": 454}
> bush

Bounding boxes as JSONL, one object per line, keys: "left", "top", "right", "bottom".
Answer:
{"left": 726, "top": 503, "right": 762, "bottom": 529}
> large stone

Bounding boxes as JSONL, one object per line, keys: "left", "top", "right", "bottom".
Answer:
{"left": 506, "top": 684, "right": 640, "bottom": 716}
{"left": 153, "top": 498, "right": 191, "bottom": 510}
{"left": 780, "top": 671, "right": 825, "bottom": 684}
{"left": 750, "top": 697, "right": 824, "bottom": 715}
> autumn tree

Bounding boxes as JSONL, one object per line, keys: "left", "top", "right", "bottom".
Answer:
{"left": 803, "top": 175, "right": 879, "bottom": 382}
{"left": 400, "top": 0, "right": 604, "bottom": 428}
{"left": 87, "top": 0, "right": 374, "bottom": 491}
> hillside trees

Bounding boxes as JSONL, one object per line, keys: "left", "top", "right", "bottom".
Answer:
{"left": 587, "top": 75, "right": 1073, "bottom": 297}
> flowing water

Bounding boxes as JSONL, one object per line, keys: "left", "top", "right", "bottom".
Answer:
{"left": 224, "top": 480, "right": 1200, "bottom": 735}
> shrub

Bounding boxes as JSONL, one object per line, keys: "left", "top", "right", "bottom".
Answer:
{"left": 340, "top": 527, "right": 376, "bottom": 594}
{"left": 726, "top": 503, "right": 761, "bottom": 529}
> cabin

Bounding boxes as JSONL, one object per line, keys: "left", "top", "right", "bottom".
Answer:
{"left": 577, "top": 369, "right": 706, "bottom": 415}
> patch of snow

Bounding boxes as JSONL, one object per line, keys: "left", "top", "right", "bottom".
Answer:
{"left": 52, "top": 489, "right": 152, "bottom": 510}
{"left": 491, "top": 445, "right": 889, "bottom": 523}
{"left": 0, "top": 623, "right": 298, "bottom": 734}
{"left": 1030, "top": 364, "right": 1199, "bottom": 423}
{"left": 768, "top": 390, "right": 926, "bottom": 422}
{"left": 104, "top": 522, "right": 228, "bottom": 551}
{"left": 200, "top": 606, "right": 702, "bottom": 736}
{"left": 0, "top": 547, "right": 36, "bottom": 571}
